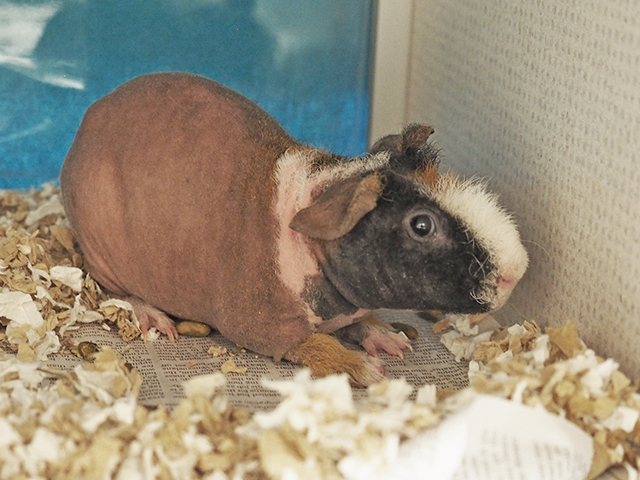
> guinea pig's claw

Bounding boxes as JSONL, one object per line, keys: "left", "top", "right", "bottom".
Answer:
{"left": 162, "top": 324, "right": 179, "bottom": 342}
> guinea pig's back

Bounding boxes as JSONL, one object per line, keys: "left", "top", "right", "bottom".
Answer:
{"left": 61, "top": 72, "right": 299, "bottom": 324}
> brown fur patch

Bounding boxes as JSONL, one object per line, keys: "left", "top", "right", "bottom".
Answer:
{"left": 414, "top": 163, "right": 440, "bottom": 187}
{"left": 283, "top": 333, "right": 381, "bottom": 387}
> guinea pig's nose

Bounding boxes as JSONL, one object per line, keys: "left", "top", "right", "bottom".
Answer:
{"left": 490, "top": 274, "right": 520, "bottom": 311}
{"left": 497, "top": 275, "right": 516, "bottom": 289}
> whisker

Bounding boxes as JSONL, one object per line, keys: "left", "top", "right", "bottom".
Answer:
{"left": 467, "top": 251, "right": 491, "bottom": 279}
{"left": 521, "top": 239, "right": 552, "bottom": 262}
{"left": 499, "top": 302, "right": 528, "bottom": 323}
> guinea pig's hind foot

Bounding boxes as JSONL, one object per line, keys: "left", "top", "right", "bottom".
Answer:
{"left": 283, "top": 333, "right": 385, "bottom": 388}
{"left": 337, "top": 313, "right": 414, "bottom": 359}
{"left": 127, "top": 296, "right": 178, "bottom": 342}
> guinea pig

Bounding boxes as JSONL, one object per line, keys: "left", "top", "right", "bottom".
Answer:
{"left": 60, "top": 72, "right": 528, "bottom": 386}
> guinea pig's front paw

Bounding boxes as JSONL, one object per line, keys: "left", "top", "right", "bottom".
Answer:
{"left": 361, "top": 329, "right": 412, "bottom": 359}
{"left": 338, "top": 313, "right": 415, "bottom": 359}
{"left": 283, "top": 333, "right": 385, "bottom": 387}
{"left": 127, "top": 296, "right": 178, "bottom": 342}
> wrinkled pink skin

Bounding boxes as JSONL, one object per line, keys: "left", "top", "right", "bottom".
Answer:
{"left": 60, "top": 72, "right": 409, "bottom": 365}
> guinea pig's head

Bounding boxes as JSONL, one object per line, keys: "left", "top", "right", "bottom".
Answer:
{"left": 289, "top": 124, "right": 529, "bottom": 315}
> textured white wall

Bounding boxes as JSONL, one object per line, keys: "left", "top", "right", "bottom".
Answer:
{"left": 404, "top": 0, "right": 640, "bottom": 380}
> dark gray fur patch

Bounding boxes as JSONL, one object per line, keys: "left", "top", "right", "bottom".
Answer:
{"left": 308, "top": 171, "right": 495, "bottom": 317}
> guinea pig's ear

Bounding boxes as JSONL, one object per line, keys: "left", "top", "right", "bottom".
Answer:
{"left": 367, "top": 132, "right": 403, "bottom": 155}
{"left": 289, "top": 173, "right": 382, "bottom": 240}
{"left": 368, "top": 124, "right": 438, "bottom": 175}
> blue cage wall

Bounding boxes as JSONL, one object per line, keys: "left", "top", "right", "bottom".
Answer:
{"left": 0, "top": 0, "right": 374, "bottom": 189}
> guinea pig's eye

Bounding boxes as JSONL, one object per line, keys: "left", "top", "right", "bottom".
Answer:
{"left": 406, "top": 212, "right": 437, "bottom": 240}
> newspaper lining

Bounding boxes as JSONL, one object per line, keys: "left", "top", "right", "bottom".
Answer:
{"left": 44, "top": 310, "right": 469, "bottom": 410}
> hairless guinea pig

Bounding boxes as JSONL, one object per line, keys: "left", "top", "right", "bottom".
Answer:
{"left": 60, "top": 72, "right": 528, "bottom": 386}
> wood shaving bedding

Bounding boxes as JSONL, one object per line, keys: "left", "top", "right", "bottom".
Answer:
{"left": 1, "top": 184, "right": 640, "bottom": 479}
{"left": 435, "top": 315, "right": 640, "bottom": 479}
{"left": 0, "top": 348, "right": 261, "bottom": 480}
{"left": 0, "top": 185, "right": 139, "bottom": 361}
{"left": 221, "top": 358, "right": 248, "bottom": 374}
